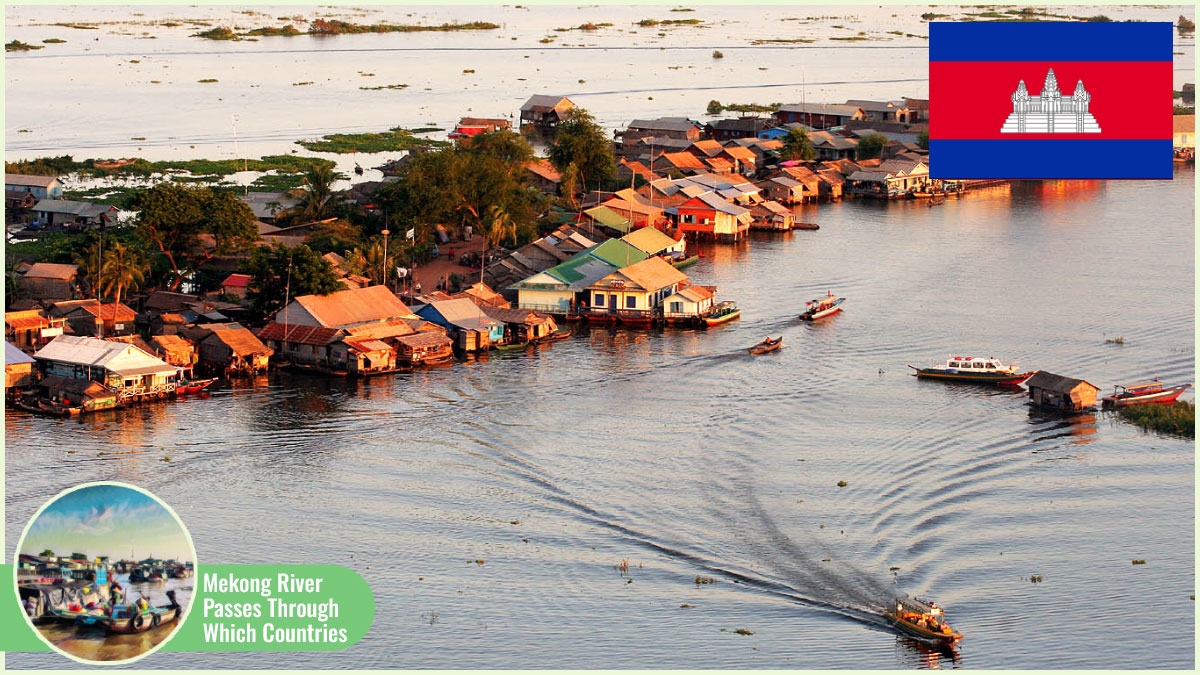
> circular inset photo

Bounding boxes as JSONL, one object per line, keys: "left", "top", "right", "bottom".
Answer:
{"left": 14, "top": 482, "right": 196, "bottom": 664}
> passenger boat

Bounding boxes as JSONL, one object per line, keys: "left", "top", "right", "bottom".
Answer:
{"left": 77, "top": 591, "right": 183, "bottom": 635}
{"left": 175, "top": 377, "right": 217, "bottom": 395}
{"left": 748, "top": 336, "right": 784, "bottom": 355}
{"left": 1101, "top": 380, "right": 1192, "bottom": 409}
{"left": 908, "top": 356, "right": 1033, "bottom": 385}
{"left": 798, "top": 292, "right": 844, "bottom": 321}
{"left": 885, "top": 595, "right": 962, "bottom": 646}
{"left": 703, "top": 301, "right": 741, "bottom": 327}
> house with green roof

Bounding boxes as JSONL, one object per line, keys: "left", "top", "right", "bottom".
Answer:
{"left": 510, "top": 240, "right": 648, "bottom": 313}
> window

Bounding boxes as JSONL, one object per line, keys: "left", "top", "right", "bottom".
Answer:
{"left": 973, "top": 362, "right": 984, "bottom": 368}
{"left": 670, "top": 302, "right": 683, "bottom": 313}
{"left": 626, "top": 296, "right": 636, "bottom": 309}
{"left": 594, "top": 293, "right": 604, "bottom": 307}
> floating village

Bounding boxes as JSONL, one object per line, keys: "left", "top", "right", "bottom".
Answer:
{"left": 18, "top": 552, "right": 191, "bottom": 636}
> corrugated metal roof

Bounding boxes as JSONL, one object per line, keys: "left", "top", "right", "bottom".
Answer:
{"left": 23, "top": 262, "right": 78, "bottom": 281}
{"left": 33, "top": 335, "right": 176, "bottom": 376}
{"left": 204, "top": 327, "right": 272, "bottom": 356}
{"left": 257, "top": 322, "right": 341, "bottom": 345}
{"left": 1026, "top": 371, "right": 1100, "bottom": 393}
{"left": 628, "top": 117, "right": 700, "bottom": 133}
{"left": 5, "top": 174, "right": 60, "bottom": 187}
{"left": 621, "top": 226, "right": 681, "bottom": 255}
{"left": 32, "top": 199, "right": 113, "bottom": 218}
{"left": 693, "top": 191, "right": 751, "bottom": 216}
{"left": 395, "top": 332, "right": 452, "bottom": 348}
{"left": 5, "top": 341, "right": 34, "bottom": 365}
{"left": 594, "top": 256, "right": 686, "bottom": 293}
{"left": 424, "top": 299, "right": 499, "bottom": 331}
{"left": 149, "top": 334, "right": 194, "bottom": 355}
{"left": 522, "top": 94, "right": 572, "bottom": 111}
{"left": 589, "top": 239, "right": 649, "bottom": 269}
{"left": 284, "top": 285, "right": 415, "bottom": 329}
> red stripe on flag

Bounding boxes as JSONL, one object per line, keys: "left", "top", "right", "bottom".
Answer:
{"left": 930, "top": 61, "right": 1173, "bottom": 140}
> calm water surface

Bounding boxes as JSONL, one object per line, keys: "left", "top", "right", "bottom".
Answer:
{"left": 6, "top": 172, "right": 1194, "bottom": 668}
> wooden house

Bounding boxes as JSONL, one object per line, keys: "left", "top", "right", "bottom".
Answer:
{"left": 1173, "top": 114, "right": 1194, "bottom": 149}
{"left": 220, "top": 273, "right": 252, "bottom": 300}
{"left": 757, "top": 176, "right": 804, "bottom": 205}
{"left": 5, "top": 310, "right": 66, "bottom": 351}
{"left": 5, "top": 341, "right": 35, "bottom": 393}
{"left": 719, "top": 144, "right": 760, "bottom": 174}
{"left": 31, "top": 200, "right": 117, "bottom": 230}
{"left": 148, "top": 334, "right": 197, "bottom": 369}
{"left": 523, "top": 159, "right": 562, "bottom": 194}
{"left": 6, "top": 190, "right": 36, "bottom": 216}
{"left": 33, "top": 335, "right": 179, "bottom": 401}
{"left": 275, "top": 285, "right": 417, "bottom": 330}
{"left": 775, "top": 103, "right": 865, "bottom": 129}
{"left": 621, "top": 226, "right": 686, "bottom": 259}
{"left": 520, "top": 95, "right": 575, "bottom": 131}
{"left": 662, "top": 284, "right": 716, "bottom": 322}
{"left": 659, "top": 151, "right": 708, "bottom": 175}
{"left": 331, "top": 337, "right": 396, "bottom": 375}
{"left": 816, "top": 170, "right": 845, "bottom": 201}
{"left": 149, "top": 312, "right": 196, "bottom": 336}
{"left": 393, "top": 331, "right": 454, "bottom": 366}
{"left": 20, "top": 263, "right": 78, "bottom": 300}
{"left": 35, "top": 375, "right": 120, "bottom": 412}
{"left": 449, "top": 117, "right": 512, "bottom": 139}
{"left": 707, "top": 117, "right": 774, "bottom": 141}
{"left": 750, "top": 200, "right": 796, "bottom": 231}
{"left": 416, "top": 299, "right": 503, "bottom": 353}
{"left": 5, "top": 173, "right": 64, "bottom": 200}
{"left": 1025, "top": 371, "right": 1101, "bottom": 412}
{"left": 624, "top": 117, "right": 703, "bottom": 143}
{"left": 196, "top": 326, "right": 272, "bottom": 375}
{"left": 256, "top": 323, "right": 341, "bottom": 368}
{"left": 455, "top": 282, "right": 510, "bottom": 309}
{"left": 668, "top": 191, "right": 753, "bottom": 242}
{"left": 584, "top": 256, "right": 687, "bottom": 322}
{"left": 844, "top": 99, "right": 912, "bottom": 124}
{"left": 480, "top": 306, "right": 558, "bottom": 344}
{"left": 52, "top": 301, "right": 137, "bottom": 337}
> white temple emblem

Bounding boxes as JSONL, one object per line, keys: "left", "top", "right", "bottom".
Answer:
{"left": 1000, "top": 68, "right": 1101, "bottom": 134}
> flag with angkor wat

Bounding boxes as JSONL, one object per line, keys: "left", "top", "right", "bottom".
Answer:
{"left": 929, "top": 21, "right": 1174, "bottom": 179}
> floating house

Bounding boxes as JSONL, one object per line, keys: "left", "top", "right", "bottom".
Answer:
{"left": 623, "top": 117, "right": 703, "bottom": 143}
{"left": 51, "top": 301, "right": 137, "bottom": 337}
{"left": 510, "top": 239, "right": 648, "bottom": 313}
{"left": 662, "top": 284, "right": 717, "bottom": 323}
{"left": 275, "top": 285, "right": 417, "bottom": 330}
{"left": 4, "top": 173, "right": 63, "bottom": 200}
{"left": 148, "top": 334, "right": 198, "bottom": 369}
{"left": 668, "top": 191, "right": 753, "bottom": 242}
{"left": 621, "top": 226, "right": 686, "bottom": 259}
{"left": 416, "top": 299, "right": 504, "bottom": 353}
{"left": 520, "top": 95, "right": 575, "bottom": 132}
{"left": 480, "top": 306, "right": 558, "bottom": 344}
{"left": 584, "top": 256, "right": 687, "bottom": 323}
{"left": 1026, "top": 371, "right": 1101, "bottom": 412}
{"left": 33, "top": 335, "right": 179, "bottom": 402}
{"left": 775, "top": 103, "right": 866, "bottom": 129}
{"left": 5, "top": 341, "right": 35, "bottom": 393}
{"left": 393, "top": 331, "right": 454, "bottom": 366}
{"left": 195, "top": 325, "right": 272, "bottom": 375}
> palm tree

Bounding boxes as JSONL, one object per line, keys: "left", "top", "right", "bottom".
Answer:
{"left": 481, "top": 205, "right": 517, "bottom": 284}
{"left": 100, "top": 242, "right": 147, "bottom": 306}
{"left": 283, "top": 164, "right": 342, "bottom": 225}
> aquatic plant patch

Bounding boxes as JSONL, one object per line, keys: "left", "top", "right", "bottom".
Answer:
{"left": 295, "top": 128, "right": 450, "bottom": 154}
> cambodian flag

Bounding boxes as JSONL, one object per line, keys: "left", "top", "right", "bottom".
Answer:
{"left": 929, "top": 22, "right": 1174, "bottom": 179}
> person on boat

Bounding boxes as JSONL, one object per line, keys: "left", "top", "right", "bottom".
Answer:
{"left": 24, "top": 596, "right": 37, "bottom": 616}
{"left": 166, "top": 590, "right": 180, "bottom": 611}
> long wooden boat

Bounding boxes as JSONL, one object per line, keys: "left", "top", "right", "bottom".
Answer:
{"left": 908, "top": 356, "right": 1032, "bottom": 385}
{"left": 798, "top": 292, "right": 844, "bottom": 321}
{"left": 749, "top": 336, "right": 784, "bottom": 355}
{"left": 495, "top": 341, "right": 530, "bottom": 352}
{"left": 547, "top": 328, "right": 573, "bottom": 341}
{"left": 77, "top": 594, "right": 183, "bottom": 635}
{"left": 1102, "top": 380, "right": 1191, "bottom": 408}
{"left": 671, "top": 255, "right": 700, "bottom": 269}
{"left": 885, "top": 595, "right": 962, "bottom": 647}
{"left": 175, "top": 377, "right": 218, "bottom": 395}
{"left": 793, "top": 221, "right": 820, "bottom": 230}
{"left": 47, "top": 606, "right": 107, "bottom": 624}
{"left": 15, "top": 398, "right": 83, "bottom": 417}
{"left": 703, "top": 301, "right": 741, "bottom": 327}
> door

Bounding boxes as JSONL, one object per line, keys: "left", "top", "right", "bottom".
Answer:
{"left": 609, "top": 294, "right": 617, "bottom": 314}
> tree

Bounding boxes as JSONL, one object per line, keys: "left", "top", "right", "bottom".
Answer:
{"left": 243, "top": 243, "right": 344, "bottom": 320}
{"left": 706, "top": 100, "right": 723, "bottom": 115}
{"left": 99, "top": 241, "right": 148, "bottom": 306}
{"left": 279, "top": 163, "right": 344, "bottom": 226}
{"left": 305, "top": 218, "right": 363, "bottom": 254}
{"left": 856, "top": 133, "right": 889, "bottom": 161}
{"left": 780, "top": 127, "right": 816, "bottom": 161}
{"left": 481, "top": 205, "right": 517, "bottom": 283}
{"left": 559, "top": 162, "right": 581, "bottom": 209}
{"left": 40, "top": 549, "right": 54, "bottom": 558}
{"left": 134, "top": 182, "right": 258, "bottom": 291}
{"left": 916, "top": 129, "right": 929, "bottom": 151}
{"left": 463, "top": 130, "right": 534, "bottom": 169}
{"left": 547, "top": 107, "right": 615, "bottom": 190}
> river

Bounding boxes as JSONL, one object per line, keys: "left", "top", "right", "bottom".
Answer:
{"left": 5, "top": 167, "right": 1194, "bottom": 667}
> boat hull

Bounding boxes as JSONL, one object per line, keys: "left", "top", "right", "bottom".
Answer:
{"left": 749, "top": 340, "right": 783, "bottom": 355}
{"left": 799, "top": 298, "right": 844, "bottom": 321}
{"left": 703, "top": 310, "right": 741, "bottom": 327}
{"left": 911, "top": 368, "right": 1033, "bottom": 385}
{"left": 885, "top": 612, "right": 962, "bottom": 646}
{"left": 1102, "top": 384, "right": 1191, "bottom": 408}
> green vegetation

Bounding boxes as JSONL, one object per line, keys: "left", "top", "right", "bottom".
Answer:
{"left": 62, "top": 186, "right": 142, "bottom": 209}
{"left": 42, "top": 38, "right": 66, "bottom": 43}
{"left": 1078, "top": 15, "right": 1112, "bottom": 23}
{"left": 359, "top": 83, "right": 408, "bottom": 91}
{"left": 1116, "top": 402, "right": 1194, "bottom": 438}
{"left": 6, "top": 40, "right": 44, "bottom": 51}
{"left": 7, "top": 154, "right": 336, "bottom": 183}
{"left": 830, "top": 36, "right": 869, "bottom": 41}
{"left": 639, "top": 18, "right": 701, "bottom": 27}
{"left": 51, "top": 22, "right": 99, "bottom": 30}
{"left": 836, "top": 480, "right": 848, "bottom": 487}
{"left": 920, "top": 12, "right": 949, "bottom": 20}
{"left": 917, "top": 129, "right": 929, "bottom": 151}
{"left": 750, "top": 38, "right": 816, "bottom": 44}
{"left": 547, "top": 107, "right": 616, "bottom": 190}
{"left": 193, "top": 19, "right": 499, "bottom": 40}
{"left": 712, "top": 50, "right": 724, "bottom": 58}
{"left": 198, "top": 78, "right": 218, "bottom": 83}
{"left": 1178, "top": 15, "right": 1195, "bottom": 33}
{"left": 856, "top": 133, "right": 888, "bottom": 160}
{"left": 192, "top": 26, "right": 238, "bottom": 40}
{"left": 244, "top": 24, "right": 303, "bottom": 37}
{"left": 295, "top": 127, "right": 450, "bottom": 154}
{"left": 1174, "top": 105, "right": 1195, "bottom": 115}
{"left": 781, "top": 127, "right": 816, "bottom": 161}
{"left": 734, "top": 629, "right": 755, "bottom": 636}
{"left": 244, "top": 243, "right": 343, "bottom": 319}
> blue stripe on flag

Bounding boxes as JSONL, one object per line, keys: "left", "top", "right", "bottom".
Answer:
{"left": 929, "top": 139, "right": 1174, "bottom": 179}
{"left": 929, "top": 22, "right": 1174, "bottom": 62}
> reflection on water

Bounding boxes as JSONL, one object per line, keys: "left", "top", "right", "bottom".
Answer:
{"left": 5, "top": 173, "right": 1194, "bottom": 670}
{"left": 34, "top": 577, "right": 192, "bottom": 663}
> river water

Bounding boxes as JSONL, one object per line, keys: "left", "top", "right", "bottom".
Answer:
{"left": 5, "top": 169, "right": 1194, "bottom": 668}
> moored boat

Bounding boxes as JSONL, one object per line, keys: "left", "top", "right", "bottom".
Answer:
{"left": 908, "top": 356, "right": 1032, "bottom": 385}
{"left": 798, "top": 292, "right": 844, "bottom": 321}
{"left": 495, "top": 341, "right": 530, "bottom": 352}
{"left": 77, "top": 591, "right": 183, "bottom": 634}
{"left": 1101, "top": 380, "right": 1191, "bottom": 408}
{"left": 793, "top": 221, "right": 820, "bottom": 230}
{"left": 703, "top": 301, "right": 741, "bottom": 327}
{"left": 671, "top": 254, "right": 700, "bottom": 269}
{"left": 175, "top": 377, "right": 218, "bottom": 395}
{"left": 547, "top": 327, "right": 574, "bottom": 341}
{"left": 885, "top": 595, "right": 962, "bottom": 646}
{"left": 748, "top": 336, "right": 784, "bottom": 355}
